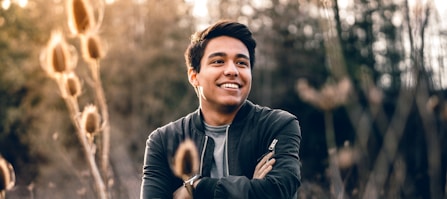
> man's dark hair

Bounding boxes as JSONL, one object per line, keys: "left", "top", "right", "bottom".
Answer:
{"left": 184, "top": 20, "right": 257, "bottom": 72}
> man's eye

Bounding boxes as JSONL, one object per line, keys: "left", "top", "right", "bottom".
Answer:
{"left": 211, "top": 60, "right": 224, "bottom": 64}
{"left": 237, "top": 61, "right": 249, "bottom": 67}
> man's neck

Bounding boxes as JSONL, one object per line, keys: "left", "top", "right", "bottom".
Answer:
{"left": 200, "top": 104, "right": 242, "bottom": 126}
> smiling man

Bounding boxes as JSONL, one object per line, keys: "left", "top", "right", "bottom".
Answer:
{"left": 140, "top": 20, "right": 302, "bottom": 199}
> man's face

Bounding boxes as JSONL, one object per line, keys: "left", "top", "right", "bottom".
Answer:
{"left": 189, "top": 36, "right": 252, "bottom": 110}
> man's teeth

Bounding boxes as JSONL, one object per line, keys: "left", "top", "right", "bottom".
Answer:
{"left": 221, "top": 83, "right": 239, "bottom": 89}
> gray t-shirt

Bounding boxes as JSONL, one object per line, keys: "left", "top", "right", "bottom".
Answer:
{"left": 204, "top": 122, "right": 229, "bottom": 178}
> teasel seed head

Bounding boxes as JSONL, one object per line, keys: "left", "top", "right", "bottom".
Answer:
{"left": 67, "top": 0, "right": 95, "bottom": 36}
{"left": 173, "top": 139, "right": 199, "bottom": 180}
{"left": 81, "top": 33, "right": 103, "bottom": 63}
{"left": 62, "top": 73, "right": 82, "bottom": 99}
{"left": 0, "top": 155, "right": 15, "bottom": 194}
{"left": 297, "top": 78, "right": 351, "bottom": 111}
{"left": 296, "top": 79, "right": 321, "bottom": 108}
{"left": 40, "top": 31, "right": 77, "bottom": 79}
{"left": 81, "top": 105, "right": 100, "bottom": 137}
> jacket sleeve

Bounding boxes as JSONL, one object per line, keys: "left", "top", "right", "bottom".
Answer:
{"left": 140, "top": 130, "right": 181, "bottom": 199}
{"left": 194, "top": 117, "right": 302, "bottom": 199}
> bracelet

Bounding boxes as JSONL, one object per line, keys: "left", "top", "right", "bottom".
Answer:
{"left": 183, "top": 174, "right": 201, "bottom": 196}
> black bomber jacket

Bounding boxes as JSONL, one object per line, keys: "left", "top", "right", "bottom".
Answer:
{"left": 140, "top": 100, "right": 302, "bottom": 199}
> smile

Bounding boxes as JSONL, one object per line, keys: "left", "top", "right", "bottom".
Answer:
{"left": 221, "top": 83, "right": 239, "bottom": 89}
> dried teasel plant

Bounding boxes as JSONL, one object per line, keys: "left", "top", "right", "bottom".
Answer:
{"left": 0, "top": 155, "right": 15, "bottom": 199}
{"left": 296, "top": 77, "right": 351, "bottom": 111}
{"left": 62, "top": 72, "right": 82, "bottom": 99}
{"left": 81, "top": 33, "right": 104, "bottom": 63}
{"left": 67, "top": 0, "right": 95, "bottom": 36}
{"left": 173, "top": 139, "right": 200, "bottom": 181}
{"left": 40, "top": 31, "right": 78, "bottom": 79}
{"left": 78, "top": 31, "right": 110, "bottom": 184}
{"left": 39, "top": 1, "right": 109, "bottom": 198}
{"left": 336, "top": 141, "right": 359, "bottom": 170}
{"left": 81, "top": 105, "right": 101, "bottom": 143}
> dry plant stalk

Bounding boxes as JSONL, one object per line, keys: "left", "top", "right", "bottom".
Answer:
{"left": 173, "top": 139, "right": 200, "bottom": 181}
{"left": 80, "top": 33, "right": 111, "bottom": 183}
{"left": 296, "top": 77, "right": 351, "bottom": 198}
{"left": 68, "top": 0, "right": 111, "bottom": 190}
{"left": 41, "top": 32, "right": 108, "bottom": 199}
{"left": 0, "top": 155, "right": 15, "bottom": 199}
{"left": 40, "top": 0, "right": 110, "bottom": 198}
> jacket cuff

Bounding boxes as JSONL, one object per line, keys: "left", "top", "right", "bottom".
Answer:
{"left": 194, "top": 177, "right": 218, "bottom": 199}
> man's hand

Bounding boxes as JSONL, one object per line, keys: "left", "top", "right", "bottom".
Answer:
{"left": 253, "top": 152, "right": 276, "bottom": 179}
{"left": 173, "top": 186, "right": 192, "bottom": 199}
{"left": 174, "top": 152, "right": 275, "bottom": 198}
{"left": 173, "top": 179, "right": 201, "bottom": 199}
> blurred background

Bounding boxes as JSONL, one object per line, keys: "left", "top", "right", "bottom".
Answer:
{"left": 1, "top": 0, "right": 446, "bottom": 198}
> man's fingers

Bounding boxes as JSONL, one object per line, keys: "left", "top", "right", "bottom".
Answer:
{"left": 261, "top": 165, "right": 273, "bottom": 177}
{"left": 253, "top": 152, "right": 277, "bottom": 179}
{"left": 257, "top": 152, "right": 274, "bottom": 169}
{"left": 258, "top": 159, "right": 275, "bottom": 178}
{"left": 262, "top": 158, "right": 275, "bottom": 172}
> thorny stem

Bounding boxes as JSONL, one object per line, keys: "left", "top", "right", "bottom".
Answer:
{"left": 90, "top": 60, "right": 111, "bottom": 184}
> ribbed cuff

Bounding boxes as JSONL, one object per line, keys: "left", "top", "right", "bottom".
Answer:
{"left": 194, "top": 177, "right": 218, "bottom": 199}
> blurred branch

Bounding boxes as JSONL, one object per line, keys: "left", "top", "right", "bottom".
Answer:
{"left": 362, "top": 86, "right": 414, "bottom": 198}
{"left": 324, "top": 111, "right": 346, "bottom": 199}
{"left": 297, "top": 76, "right": 351, "bottom": 198}
{"left": 407, "top": 1, "right": 443, "bottom": 197}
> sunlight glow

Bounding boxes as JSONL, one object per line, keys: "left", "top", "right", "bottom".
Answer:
{"left": 105, "top": 0, "right": 116, "bottom": 4}
{"left": 187, "top": 0, "right": 208, "bottom": 18}
{"left": 17, "top": 0, "right": 27, "bottom": 8}
{"left": 184, "top": 0, "right": 210, "bottom": 30}
{"left": 434, "top": 0, "right": 447, "bottom": 29}
{"left": 2, "top": 0, "right": 11, "bottom": 10}
{"left": 1, "top": 0, "right": 28, "bottom": 9}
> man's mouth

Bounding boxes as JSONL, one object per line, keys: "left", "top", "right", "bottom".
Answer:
{"left": 220, "top": 83, "right": 240, "bottom": 89}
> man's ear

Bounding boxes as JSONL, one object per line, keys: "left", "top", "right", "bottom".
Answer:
{"left": 187, "top": 67, "right": 198, "bottom": 87}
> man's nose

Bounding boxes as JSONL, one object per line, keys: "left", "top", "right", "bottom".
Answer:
{"left": 224, "top": 62, "right": 239, "bottom": 76}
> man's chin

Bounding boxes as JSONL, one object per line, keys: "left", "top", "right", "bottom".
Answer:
{"left": 219, "top": 99, "right": 245, "bottom": 110}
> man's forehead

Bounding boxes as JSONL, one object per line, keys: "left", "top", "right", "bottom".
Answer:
{"left": 203, "top": 36, "right": 249, "bottom": 56}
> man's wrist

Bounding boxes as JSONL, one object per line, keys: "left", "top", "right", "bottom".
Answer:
{"left": 183, "top": 174, "right": 201, "bottom": 196}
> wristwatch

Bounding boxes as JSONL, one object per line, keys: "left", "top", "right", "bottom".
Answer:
{"left": 184, "top": 174, "right": 201, "bottom": 196}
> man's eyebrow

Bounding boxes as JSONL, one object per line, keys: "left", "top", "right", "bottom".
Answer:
{"left": 208, "top": 52, "right": 226, "bottom": 59}
{"left": 207, "top": 52, "right": 250, "bottom": 60}
{"left": 235, "top": 54, "right": 250, "bottom": 60}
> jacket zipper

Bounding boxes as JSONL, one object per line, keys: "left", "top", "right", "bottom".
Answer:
{"left": 200, "top": 136, "right": 208, "bottom": 175}
{"left": 225, "top": 125, "right": 230, "bottom": 177}
{"left": 257, "top": 139, "right": 279, "bottom": 162}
